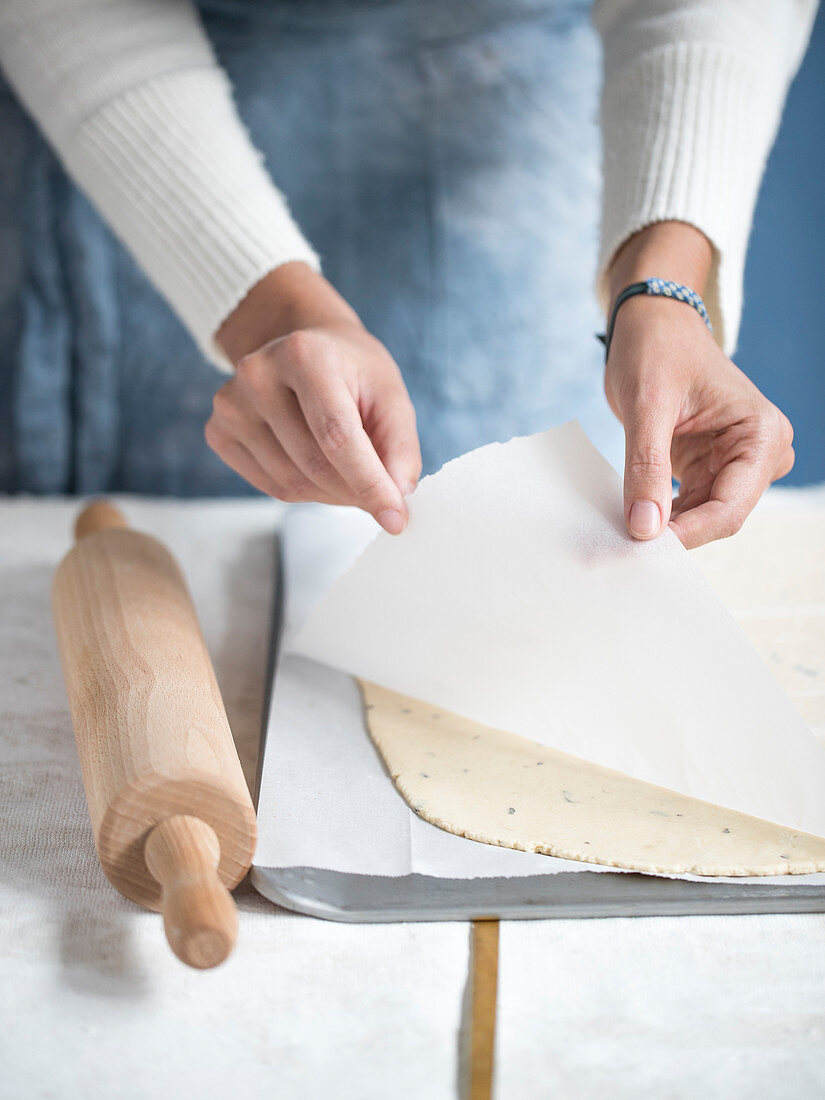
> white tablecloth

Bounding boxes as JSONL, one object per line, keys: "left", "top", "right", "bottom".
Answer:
{"left": 1, "top": 493, "right": 824, "bottom": 1099}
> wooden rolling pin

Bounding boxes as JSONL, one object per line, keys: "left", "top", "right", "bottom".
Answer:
{"left": 52, "top": 501, "right": 257, "bottom": 969}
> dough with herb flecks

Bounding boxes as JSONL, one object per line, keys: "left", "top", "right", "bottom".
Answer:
{"left": 359, "top": 680, "right": 825, "bottom": 877}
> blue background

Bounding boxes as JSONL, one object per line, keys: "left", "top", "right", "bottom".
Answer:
{"left": 738, "top": 3, "right": 825, "bottom": 485}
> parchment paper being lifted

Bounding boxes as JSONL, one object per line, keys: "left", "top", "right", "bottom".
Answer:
{"left": 293, "top": 422, "right": 825, "bottom": 852}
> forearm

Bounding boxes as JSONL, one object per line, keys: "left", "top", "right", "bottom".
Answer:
{"left": 607, "top": 222, "right": 712, "bottom": 310}
{"left": 594, "top": 0, "right": 818, "bottom": 354}
{"left": 216, "top": 265, "right": 361, "bottom": 367}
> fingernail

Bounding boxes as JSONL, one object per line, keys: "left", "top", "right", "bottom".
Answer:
{"left": 377, "top": 508, "right": 406, "bottom": 535}
{"left": 629, "top": 500, "right": 661, "bottom": 539}
{"left": 402, "top": 480, "right": 417, "bottom": 497}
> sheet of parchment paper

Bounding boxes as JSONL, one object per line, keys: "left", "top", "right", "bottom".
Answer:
{"left": 293, "top": 422, "right": 825, "bottom": 838}
{"left": 255, "top": 654, "right": 825, "bottom": 885}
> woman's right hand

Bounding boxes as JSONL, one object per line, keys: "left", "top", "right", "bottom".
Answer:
{"left": 208, "top": 264, "right": 421, "bottom": 534}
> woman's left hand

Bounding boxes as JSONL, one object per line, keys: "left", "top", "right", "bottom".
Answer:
{"left": 605, "top": 222, "right": 795, "bottom": 550}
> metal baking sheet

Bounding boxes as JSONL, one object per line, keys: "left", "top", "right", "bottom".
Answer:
{"left": 251, "top": 536, "right": 825, "bottom": 921}
{"left": 253, "top": 866, "right": 825, "bottom": 923}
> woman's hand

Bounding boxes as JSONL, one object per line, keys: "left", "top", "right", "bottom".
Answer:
{"left": 208, "top": 264, "right": 421, "bottom": 534}
{"left": 605, "top": 223, "right": 794, "bottom": 550}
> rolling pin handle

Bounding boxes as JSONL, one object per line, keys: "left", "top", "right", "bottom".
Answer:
{"left": 144, "top": 815, "right": 239, "bottom": 970}
{"left": 74, "top": 500, "right": 129, "bottom": 541}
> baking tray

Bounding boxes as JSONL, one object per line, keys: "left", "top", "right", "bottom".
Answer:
{"left": 251, "top": 534, "right": 825, "bottom": 921}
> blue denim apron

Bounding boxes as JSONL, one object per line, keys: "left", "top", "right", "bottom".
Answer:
{"left": 0, "top": 0, "right": 620, "bottom": 495}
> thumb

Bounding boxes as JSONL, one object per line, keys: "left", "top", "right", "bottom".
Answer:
{"left": 622, "top": 397, "right": 675, "bottom": 540}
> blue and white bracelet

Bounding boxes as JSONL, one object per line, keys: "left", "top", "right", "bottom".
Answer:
{"left": 598, "top": 278, "right": 713, "bottom": 359}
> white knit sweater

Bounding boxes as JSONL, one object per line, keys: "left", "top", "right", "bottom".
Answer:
{"left": 0, "top": 0, "right": 816, "bottom": 366}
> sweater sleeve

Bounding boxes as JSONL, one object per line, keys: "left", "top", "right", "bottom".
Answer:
{"left": 593, "top": 0, "right": 818, "bottom": 354}
{"left": 0, "top": 0, "right": 320, "bottom": 369}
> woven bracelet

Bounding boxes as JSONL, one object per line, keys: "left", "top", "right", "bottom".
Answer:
{"left": 598, "top": 277, "right": 713, "bottom": 360}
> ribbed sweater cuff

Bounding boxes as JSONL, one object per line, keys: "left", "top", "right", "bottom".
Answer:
{"left": 64, "top": 67, "right": 320, "bottom": 370}
{"left": 597, "top": 41, "right": 786, "bottom": 355}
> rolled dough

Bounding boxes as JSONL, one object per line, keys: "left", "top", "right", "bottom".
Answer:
{"left": 360, "top": 680, "right": 825, "bottom": 877}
